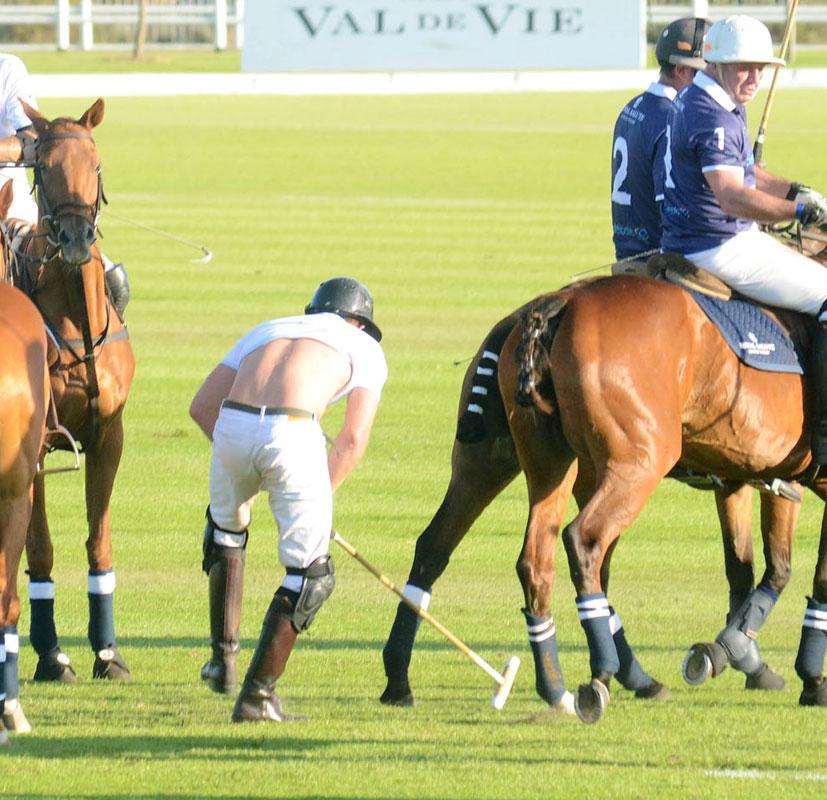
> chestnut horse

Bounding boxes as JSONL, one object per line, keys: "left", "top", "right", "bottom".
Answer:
{"left": 12, "top": 99, "right": 135, "bottom": 682}
{"left": 381, "top": 282, "right": 797, "bottom": 711}
{"left": 0, "top": 182, "right": 49, "bottom": 743}
{"left": 493, "top": 274, "right": 827, "bottom": 722}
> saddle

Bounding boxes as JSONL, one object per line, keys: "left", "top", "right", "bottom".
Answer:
{"left": 644, "top": 252, "right": 733, "bottom": 300}
{"left": 613, "top": 251, "right": 733, "bottom": 300}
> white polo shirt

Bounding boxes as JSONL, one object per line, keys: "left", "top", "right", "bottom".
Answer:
{"left": 221, "top": 312, "right": 388, "bottom": 404}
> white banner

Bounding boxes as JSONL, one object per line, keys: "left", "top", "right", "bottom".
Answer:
{"left": 242, "top": 0, "right": 646, "bottom": 71}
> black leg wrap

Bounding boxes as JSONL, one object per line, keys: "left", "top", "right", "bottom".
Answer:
{"left": 380, "top": 601, "right": 423, "bottom": 706}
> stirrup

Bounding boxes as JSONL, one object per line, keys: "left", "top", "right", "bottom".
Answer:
{"left": 748, "top": 477, "right": 801, "bottom": 503}
{"left": 38, "top": 424, "right": 81, "bottom": 475}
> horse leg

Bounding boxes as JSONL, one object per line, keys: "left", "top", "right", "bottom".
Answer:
{"left": 715, "top": 483, "right": 756, "bottom": 621}
{"left": 578, "top": 469, "right": 670, "bottom": 702}
{"left": 512, "top": 414, "right": 578, "bottom": 714}
{"left": 26, "top": 473, "right": 76, "bottom": 683}
{"left": 84, "top": 415, "right": 130, "bottom": 680}
{"left": 1, "top": 492, "right": 34, "bottom": 738}
{"left": 795, "top": 498, "right": 827, "bottom": 706}
{"left": 744, "top": 491, "right": 796, "bottom": 690}
{"left": 684, "top": 489, "right": 795, "bottom": 689}
{"left": 562, "top": 468, "right": 665, "bottom": 724}
{"left": 380, "top": 435, "right": 520, "bottom": 706}
{"left": 381, "top": 333, "right": 521, "bottom": 707}
{"left": 595, "top": 542, "right": 671, "bottom": 702}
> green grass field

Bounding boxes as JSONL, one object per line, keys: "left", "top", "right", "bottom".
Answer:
{"left": 3, "top": 83, "right": 827, "bottom": 798}
{"left": 11, "top": 46, "right": 827, "bottom": 72}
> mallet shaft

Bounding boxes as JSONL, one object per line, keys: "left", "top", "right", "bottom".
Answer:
{"left": 332, "top": 532, "right": 506, "bottom": 685}
{"left": 754, "top": 0, "right": 800, "bottom": 162}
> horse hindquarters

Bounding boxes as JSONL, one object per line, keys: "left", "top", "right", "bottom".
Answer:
{"left": 502, "top": 281, "right": 692, "bottom": 720}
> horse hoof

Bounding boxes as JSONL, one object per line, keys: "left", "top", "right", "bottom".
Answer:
{"left": 799, "top": 678, "right": 827, "bottom": 707}
{"left": 2, "top": 699, "right": 32, "bottom": 734}
{"left": 745, "top": 663, "right": 785, "bottom": 691}
{"left": 683, "top": 642, "right": 727, "bottom": 685}
{"left": 634, "top": 681, "right": 672, "bottom": 701}
{"left": 574, "top": 679, "right": 609, "bottom": 724}
{"left": 200, "top": 659, "right": 237, "bottom": 695}
{"left": 0, "top": 721, "right": 8, "bottom": 747}
{"left": 33, "top": 650, "right": 76, "bottom": 683}
{"left": 93, "top": 647, "right": 131, "bottom": 681}
{"left": 379, "top": 679, "right": 414, "bottom": 707}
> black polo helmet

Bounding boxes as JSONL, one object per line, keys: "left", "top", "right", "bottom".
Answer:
{"left": 655, "top": 17, "right": 709, "bottom": 70}
{"left": 305, "top": 276, "right": 382, "bottom": 342}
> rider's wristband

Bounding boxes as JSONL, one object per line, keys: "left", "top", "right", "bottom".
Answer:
{"left": 786, "top": 182, "right": 802, "bottom": 201}
{"left": 795, "top": 202, "right": 806, "bottom": 221}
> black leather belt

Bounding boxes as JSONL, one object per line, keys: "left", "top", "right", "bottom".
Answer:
{"left": 222, "top": 400, "right": 314, "bottom": 419}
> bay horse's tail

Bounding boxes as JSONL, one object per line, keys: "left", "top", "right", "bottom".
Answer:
{"left": 516, "top": 295, "right": 567, "bottom": 409}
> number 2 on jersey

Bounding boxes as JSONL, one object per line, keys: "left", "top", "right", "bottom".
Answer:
{"left": 611, "top": 136, "right": 632, "bottom": 206}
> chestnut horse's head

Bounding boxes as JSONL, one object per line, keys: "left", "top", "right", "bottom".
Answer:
{"left": 21, "top": 98, "right": 105, "bottom": 269}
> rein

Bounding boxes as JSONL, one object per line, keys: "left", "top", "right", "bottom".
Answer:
{"left": 74, "top": 268, "right": 101, "bottom": 444}
{"left": 26, "top": 125, "right": 113, "bottom": 447}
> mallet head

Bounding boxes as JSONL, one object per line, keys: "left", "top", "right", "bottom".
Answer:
{"left": 491, "top": 656, "right": 521, "bottom": 710}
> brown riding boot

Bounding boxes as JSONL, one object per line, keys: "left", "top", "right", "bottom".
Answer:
{"left": 232, "top": 596, "right": 299, "bottom": 723}
{"left": 201, "top": 548, "right": 244, "bottom": 694}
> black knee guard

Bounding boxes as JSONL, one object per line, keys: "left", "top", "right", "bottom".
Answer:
{"left": 105, "top": 262, "right": 130, "bottom": 317}
{"left": 202, "top": 506, "right": 248, "bottom": 574}
{"left": 286, "top": 555, "right": 336, "bottom": 632}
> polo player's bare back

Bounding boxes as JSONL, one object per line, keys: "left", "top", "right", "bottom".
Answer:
{"left": 230, "top": 338, "right": 353, "bottom": 418}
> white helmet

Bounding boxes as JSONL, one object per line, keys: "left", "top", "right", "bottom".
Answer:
{"left": 702, "top": 15, "right": 785, "bottom": 66}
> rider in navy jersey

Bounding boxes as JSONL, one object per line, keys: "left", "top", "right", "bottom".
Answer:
{"left": 611, "top": 18, "right": 708, "bottom": 263}
{"left": 661, "top": 15, "right": 827, "bottom": 462}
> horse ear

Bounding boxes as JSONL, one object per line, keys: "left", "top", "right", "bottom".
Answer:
{"left": 20, "top": 99, "right": 47, "bottom": 133}
{"left": 79, "top": 98, "right": 105, "bottom": 130}
{"left": 0, "top": 181, "right": 12, "bottom": 219}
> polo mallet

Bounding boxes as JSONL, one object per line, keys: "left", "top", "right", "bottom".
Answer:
{"left": 331, "top": 531, "right": 520, "bottom": 710}
{"left": 103, "top": 208, "right": 213, "bottom": 263}
{"left": 753, "top": 0, "right": 800, "bottom": 163}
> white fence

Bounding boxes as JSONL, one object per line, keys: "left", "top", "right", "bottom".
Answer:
{"left": 648, "top": 3, "right": 827, "bottom": 24}
{"left": 2, "top": 2, "right": 827, "bottom": 52}
{"left": 0, "top": 0, "right": 244, "bottom": 50}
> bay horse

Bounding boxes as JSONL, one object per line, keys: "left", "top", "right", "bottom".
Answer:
{"left": 381, "top": 281, "right": 796, "bottom": 711}
{"left": 12, "top": 99, "right": 135, "bottom": 682}
{"left": 0, "top": 181, "right": 49, "bottom": 743}
{"left": 494, "top": 272, "right": 827, "bottom": 722}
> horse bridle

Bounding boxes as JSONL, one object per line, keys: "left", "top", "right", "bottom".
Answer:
{"left": 30, "top": 128, "right": 110, "bottom": 447}
{"left": 32, "top": 129, "right": 107, "bottom": 252}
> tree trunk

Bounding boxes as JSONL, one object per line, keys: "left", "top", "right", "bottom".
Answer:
{"left": 133, "top": 0, "right": 148, "bottom": 59}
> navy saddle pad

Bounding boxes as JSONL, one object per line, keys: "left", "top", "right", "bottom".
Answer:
{"left": 688, "top": 289, "right": 804, "bottom": 375}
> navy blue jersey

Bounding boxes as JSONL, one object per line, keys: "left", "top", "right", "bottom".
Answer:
{"left": 611, "top": 82, "right": 675, "bottom": 260}
{"left": 661, "top": 71, "right": 756, "bottom": 254}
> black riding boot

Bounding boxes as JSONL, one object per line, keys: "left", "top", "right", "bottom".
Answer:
{"left": 104, "top": 262, "right": 130, "bottom": 318}
{"left": 201, "top": 548, "right": 244, "bottom": 694}
{"left": 232, "top": 594, "right": 299, "bottom": 723}
{"left": 811, "top": 326, "right": 827, "bottom": 465}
